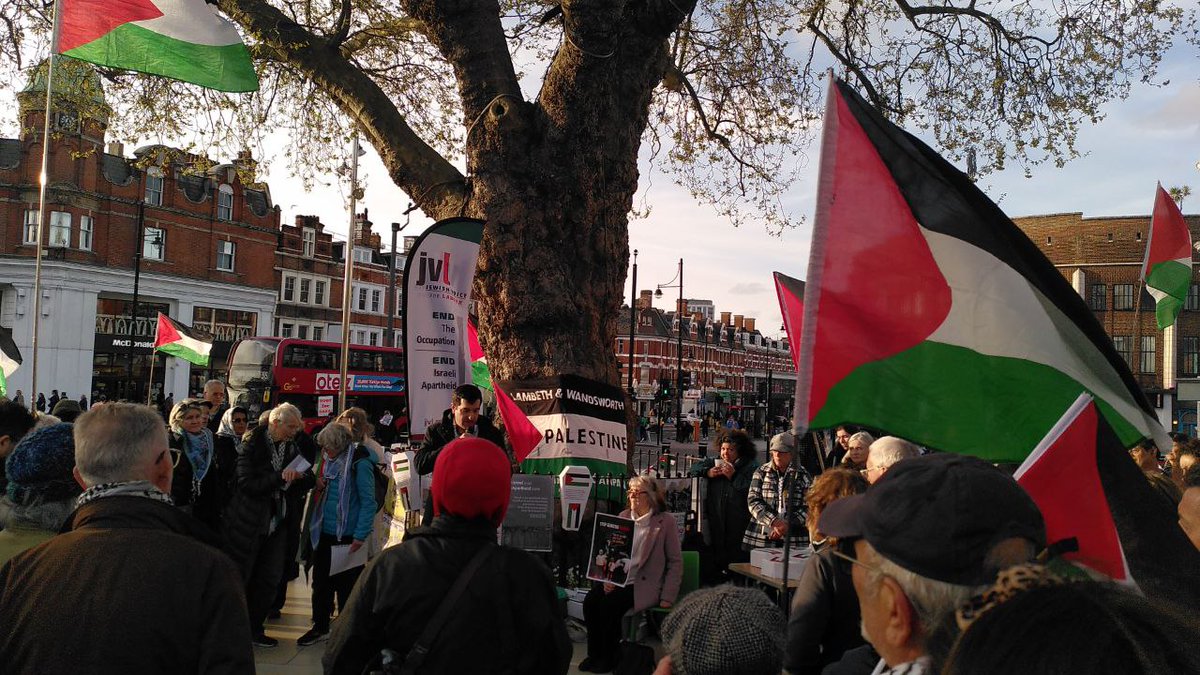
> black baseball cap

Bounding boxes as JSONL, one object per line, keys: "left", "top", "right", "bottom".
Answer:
{"left": 819, "top": 453, "right": 1045, "bottom": 586}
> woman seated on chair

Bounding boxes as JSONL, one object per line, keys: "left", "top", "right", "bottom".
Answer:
{"left": 580, "top": 475, "right": 683, "bottom": 673}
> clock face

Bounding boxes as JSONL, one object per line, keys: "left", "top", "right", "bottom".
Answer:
{"left": 56, "top": 112, "right": 78, "bottom": 131}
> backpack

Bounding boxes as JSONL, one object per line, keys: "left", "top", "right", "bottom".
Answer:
{"left": 352, "top": 445, "right": 390, "bottom": 513}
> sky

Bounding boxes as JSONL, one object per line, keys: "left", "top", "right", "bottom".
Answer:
{"left": 256, "top": 42, "right": 1199, "bottom": 342}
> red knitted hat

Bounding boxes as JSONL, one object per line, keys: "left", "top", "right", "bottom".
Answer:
{"left": 431, "top": 437, "right": 513, "bottom": 525}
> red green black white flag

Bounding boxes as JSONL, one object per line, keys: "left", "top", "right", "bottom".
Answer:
{"left": 153, "top": 312, "right": 212, "bottom": 366}
{"left": 1016, "top": 393, "right": 1200, "bottom": 606}
{"left": 1142, "top": 184, "right": 1192, "bottom": 329}
{"left": 55, "top": 0, "right": 258, "bottom": 92}
{"left": 793, "top": 78, "right": 1167, "bottom": 462}
{"left": 773, "top": 271, "right": 804, "bottom": 373}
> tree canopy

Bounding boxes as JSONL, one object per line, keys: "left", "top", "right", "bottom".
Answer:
{"left": 1, "top": 0, "right": 1194, "bottom": 382}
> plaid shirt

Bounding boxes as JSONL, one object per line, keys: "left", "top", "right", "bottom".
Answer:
{"left": 743, "top": 461, "right": 812, "bottom": 550}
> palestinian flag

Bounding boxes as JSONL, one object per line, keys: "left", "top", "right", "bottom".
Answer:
{"left": 56, "top": 0, "right": 258, "bottom": 92}
{"left": 153, "top": 313, "right": 212, "bottom": 366}
{"left": 774, "top": 272, "right": 805, "bottom": 372}
{"left": 1016, "top": 393, "right": 1200, "bottom": 607}
{"left": 1142, "top": 184, "right": 1193, "bottom": 329}
{"left": 794, "top": 79, "right": 1167, "bottom": 462}
{"left": 467, "top": 318, "right": 492, "bottom": 392}
{"left": 0, "top": 326, "right": 21, "bottom": 398}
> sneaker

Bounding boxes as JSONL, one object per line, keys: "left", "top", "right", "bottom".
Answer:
{"left": 297, "top": 627, "right": 329, "bottom": 647}
{"left": 251, "top": 633, "right": 278, "bottom": 648}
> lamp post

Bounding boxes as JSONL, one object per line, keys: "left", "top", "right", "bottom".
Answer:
{"left": 384, "top": 203, "right": 415, "bottom": 347}
{"left": 628, "top": 250, "right": 638, "bottom": 400}
{"left": 655, "top": 258, "right": 684, "bottom": 427}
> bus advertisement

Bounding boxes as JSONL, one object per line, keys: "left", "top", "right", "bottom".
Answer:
{"left": 226, "top": 337, "right": 407, "bottom": 437}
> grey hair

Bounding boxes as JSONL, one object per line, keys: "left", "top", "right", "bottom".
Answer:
{"left": 269, "top": 402, "right": 302, "bottom": 425}
{"left": 859, "top": 541, "right": 980, "bottom": 641}
{"left": 203, "top": 379, "right": 226, "bottom": 393}
{"left": 848, "top": 431, "right": 875, "bottom": 447}
{"left": 869, "top": 436, "right": 921, "bottom": 470}
{"left": 317, "top": 422, "right": 355, "bottom": 452}
{"left": 168, "top": 398, "right": 206, "bottom": 433}
{"left": 629, "top": 474, "right": 668, "bottom": 513}
{"left": 74, "top": 403, "right": 167, "bottom": 485}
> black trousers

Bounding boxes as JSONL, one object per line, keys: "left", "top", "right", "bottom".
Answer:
{"left": 583, "top": 583, "right": 635, "bottom": 662}
{"left": 245, "top": 527, "right": 288, "bottom": 634}
{"left": 310, "top": 533, "right": 364, "bottom": 631}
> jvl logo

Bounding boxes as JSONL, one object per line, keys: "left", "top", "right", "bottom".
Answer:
{"left": 415, "top": 251, "right": 451, "bottom": 287}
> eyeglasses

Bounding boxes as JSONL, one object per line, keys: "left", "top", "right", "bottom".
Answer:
{"left": 831, "top": 548, "right": 883, "bottom": 575}
{"left": 628, "top": 490, "right": 648, "bottom": 498}
{"left": 860, "top": 465, "right": 881, "bottom": 477}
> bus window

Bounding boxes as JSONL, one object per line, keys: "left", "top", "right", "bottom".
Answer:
{"left": 228, "top": 339, "right": 278, "bottom": 390}
{"left": 315, "top": 347, "right": 337, "bottom": 369}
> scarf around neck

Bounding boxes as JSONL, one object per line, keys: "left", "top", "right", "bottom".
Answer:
{"left": 76, "top": 480, "right": 173, "bottom": 509}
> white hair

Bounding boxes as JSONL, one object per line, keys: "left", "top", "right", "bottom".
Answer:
{"left": 269, "top": 402, "right": 302, "bottom": 425}
{"left": 869, "top": 436, "right": 920, "bottom": 470}
{"left": 848, "top": 431, "right": 875, "bottom": 447}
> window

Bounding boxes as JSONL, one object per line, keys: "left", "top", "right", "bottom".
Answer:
{"left": 312, "top": 326, "right": 323, "bottom": 341}
{"left": 299, "top": 279, "right": 311, "bottom": 304}
{"left": 369, "top": 332, "right": 378, "bottom": 346}
{"left": 80, "top": 216, "right": 93, "bottom": 251}
{"left": 354, "top": 248, "right": 372, "bottom": 264}
{"left": 143, "top": 227, "right": 165, "bottom": 261}
{"left": 357, "top": 287, "right": 368, "bottom": 311}
{"left": 302, "top": 228, "right": 316, "bottom": 258}
{"left": 280, "top": 322, "right": 294, "bottom": 338}
{"left": 371, "top": 289, "right": 381, "bottom": 313}
{"left": 1188, "top": 285, "right": 1200, "bottom": 312}
{"left": 1088, "top": 284, "right": 1106, "bottom": 311}
{"left": 217, "top": 185, "right": 234, "bottom": 221}
{"left": 216, "top": 240, "right": 236, "bottom": 271}
{"left": 356, "top": 330, "right": 366, "bottom": 344}
{"left": 314, "top": 281, "right": 326, "bottom": 306}
{"left": 1113, "top": 284, "right": 1134, "bottom": 310}
{"left": 1112, "top": 336, "right": 1132, "bottom": 367}
{"left": 297, "top": 325, "right": 309, "bottom": 340}
{"left": 1183, "top": 337, "right": 1200, "bottom": 376}
{"left": 395, "top": 289, "right": 403, "bottom": 316}
{"left": 23, "top": 210, "right": 38, "bottom": 244}
{"left": 49, "top": 211, "right": 71, "bottom": 247}
{"left": 145, "top": 169, "right": 164, "bottom": 205}
{"left": 1140, "top": 335, "right": 1156, "bottom": 374}
{"left": 282, "top": 276, "right": 295, "bottom": 302}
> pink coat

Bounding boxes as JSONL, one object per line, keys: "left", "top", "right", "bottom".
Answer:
{"left": 621, "top": 509, "right": 684, "bottom": 613}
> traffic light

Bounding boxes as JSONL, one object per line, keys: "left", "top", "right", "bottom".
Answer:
{"left": 660, "top": 378, "right": 671, "bottom": 398}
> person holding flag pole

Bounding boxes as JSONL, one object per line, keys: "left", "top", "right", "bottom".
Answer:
{"left": 25, "top": 0, "right": 257, "bottom": 412}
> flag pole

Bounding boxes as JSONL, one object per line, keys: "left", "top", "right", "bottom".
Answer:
{"left": 146, "top": 353, "right": 157, "bottom": 405}
{"left": 31, "top": 6, "right": 64, "bottom": 409}
{"left": 337, "top": 133, "right": 362, "bottom": 414}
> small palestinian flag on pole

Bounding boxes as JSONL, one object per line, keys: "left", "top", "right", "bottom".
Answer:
{"left": 0, "top": 326, "right": 22, "bottom": 398}
{"left": 55, "top": 0, "right": 258, "bottom": 92}
{"left": 154, "top": 313, "right": 212, "bottom": 366}
{"left": 1016, "top": 393, "right": 1200, "bottom": 607}
{"left": 773, "top": 272, "right": 805, "bottom": 372}
{"left": 793, "top": 78, "right": 1168, "bottom": 462}
{"left": 1142, "top": 184, "right": 1193, "bottom": 330}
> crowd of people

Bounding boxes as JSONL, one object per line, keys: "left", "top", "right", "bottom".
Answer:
{"left": 3, "top": 382, "right": 1200, "bottom": 674}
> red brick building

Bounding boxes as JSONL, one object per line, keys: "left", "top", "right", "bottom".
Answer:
{"left": 1013, "top": 210, "right": 1200, "bottom": 431}
{"left": 0, "top": 58, "right": 279, "bottom": 401}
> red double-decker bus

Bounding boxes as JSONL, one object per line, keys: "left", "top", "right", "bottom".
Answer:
{"left": 226, "top": 337, "right": 406, "bottom": 436}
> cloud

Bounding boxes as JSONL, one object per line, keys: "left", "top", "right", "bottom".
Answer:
{"left": 1138, "top": 83, "right": 1200, "bottom": 133}
{"left": 729, "top": 282, "right": 768, "bottom": 295}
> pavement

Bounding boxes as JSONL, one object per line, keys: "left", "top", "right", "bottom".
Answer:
{"left": 254, "top": 578, "right": 656, "bottom": 674}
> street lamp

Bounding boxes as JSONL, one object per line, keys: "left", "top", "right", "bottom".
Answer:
{"left": 628, "top": 250, "right": 638, "bottom": 399}
{"left": 655, "top": 258, "right": 684, "bottom": 428}
{"left": 384, "top": 203, "right": 415, "bottom": 347}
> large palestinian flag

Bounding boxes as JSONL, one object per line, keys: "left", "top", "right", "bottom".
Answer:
{"left": 794, "top": 79, "right": 1167, "bottom": 462}
{"left": 1016, "top": 393, "right": 1200, "bottom": 607}
{"left": 153, "top": 313, "right": 212, "bottom": 366}
{"left": 56, "top": 0, "right": 258, "bottom": 92}
{"left": 1142, "top": 184, "right": 1192, "bottom": 330}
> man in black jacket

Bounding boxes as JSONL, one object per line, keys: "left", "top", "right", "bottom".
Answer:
{"left": 413, "top": 384, "right": 507, "bottom": 525}
{"left": 224, "top": 401, "right": 316, "bottom": 648}
{"left": 324, "top": 437, "right": 570, "bottom": 674}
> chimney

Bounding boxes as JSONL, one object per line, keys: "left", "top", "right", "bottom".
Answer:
{"left": 105, "top": 141, "right": 124, "bottom": 156}
{"left": 692, "top": 313, "right": 703, "bottom": 323}
{"left": 733, "top": 315, "right": 744, "bottom": 330}
{"left": 639, "top": 290, "right": 654, "bottom": 309}
{"left": 676, "top": 298, "right": 688, "bottom": 315}
{"left": 720, "top": 311, "right": 732, "bottom": 325}
{"left": 744, "top": 317, "right": 756, "bottom": 332}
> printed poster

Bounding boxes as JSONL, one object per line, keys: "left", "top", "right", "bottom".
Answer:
{"left": 587, "top": 513, "right": 636, "bottom": 587}
{"left": 501, "top": 474, "right": 555, "bottom": 552}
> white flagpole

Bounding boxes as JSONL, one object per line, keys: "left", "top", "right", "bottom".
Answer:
{"left": 338, "top": 133, "right": 362, "bottom": 413}
{"left": 31, "top": 6, "right": 64, "bottom": 410}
